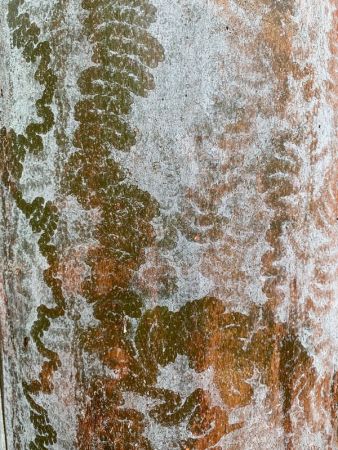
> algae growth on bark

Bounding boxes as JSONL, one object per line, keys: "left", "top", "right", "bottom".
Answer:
{"left": 0, "top": 0, "right": 337, "bottom": 448}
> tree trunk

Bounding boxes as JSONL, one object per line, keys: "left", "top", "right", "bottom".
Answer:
{"left": 0, "top": 0, "right": 337, "bottom": 448}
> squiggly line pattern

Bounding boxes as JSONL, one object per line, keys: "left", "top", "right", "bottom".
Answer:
{"left": 1, "top": 1, "right": 62, "bottom": 448}
{"left": 259, "top": 132, "right": 302, "bottom": 309}
{"left": 63, "top": 4, "right": 318, "bottom": 449}
{"left": 61, "top": 0, "right": 252, "bottom": 448}
{"left": 60, "top": 0, "right": 165, "bottom": 447}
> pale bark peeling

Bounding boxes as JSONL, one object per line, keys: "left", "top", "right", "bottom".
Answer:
{"left": 0, "top": 0, "right": 337, "bottom": 449}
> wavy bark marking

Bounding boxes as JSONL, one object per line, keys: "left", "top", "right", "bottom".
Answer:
{"left": 259, "top": 132, "right": 302, "bottom": 312}
{"left": 124, "top": 1, "right": 328, "bottom": 447}
{"left": 249, "top": 3, "right": 321, "bottom": 447}
{"left": 256, "top": 1, "right": 337, "bottom": 447}
{"left": 310, "top": 0, "right": 338, "bottom": 365}
{"left": 190, "top": 0, "right": 338, "bottom": 447}
{"left": 0, "top": 0, "right": 336, "bottom": 448}
{"left": 176, "top": 0, "right": 290, "bottom": 321}
{"left": 62, "top": 1, "right": 265, "bottom": 448}
{"left": 274, "top": 3, "right": 337, "bottom": 446}
{"left": 309, "top": 0, "right": 338, "bottom": 443}
{"left": 253, "top": 0, "right": 308, "bottom": 316}
{"left": 1, "top": 1, "right": 62, "bottom": 448}
{"left": 171, "top": 2, "right": 305, "bottom": 445}
{"left": 129, "top": 297, "right": 314, "bottom": 449}
{"left": 59, "top": 0, "right": 164, "bottom": 447}
{"left": 161, "top": 1, "right": 337, "bottom": 445}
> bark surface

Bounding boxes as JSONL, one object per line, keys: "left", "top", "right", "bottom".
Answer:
{"left": 0, "top": 0, "right": 337, "bottom": 449}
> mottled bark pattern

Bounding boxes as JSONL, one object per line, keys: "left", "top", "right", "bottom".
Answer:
{"left": 0, "top": 0, "right": 337, "bottom": 449}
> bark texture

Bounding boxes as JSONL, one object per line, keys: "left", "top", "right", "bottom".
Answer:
{"left": 0, "top": 0, "right": 337, "bottom": 449}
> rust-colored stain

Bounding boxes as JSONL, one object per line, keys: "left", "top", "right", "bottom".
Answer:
{"left": 0, "top": 0, "right": 337, "bottom": 449}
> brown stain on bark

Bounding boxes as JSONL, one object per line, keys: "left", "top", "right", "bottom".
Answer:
{"left": 1, "top": 0, "right": 336, "bottom": 448}
{"left": 189, "top": 0, "right": 336, "bottom": 447}
{"left": 59, "top": 0, "right": 166, "bottom": 447}
{"left": 68, "top": 0, "right": 336, "bottom": 447}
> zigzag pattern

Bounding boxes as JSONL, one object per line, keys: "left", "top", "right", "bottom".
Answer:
{"left": 60, "top": 0, "right": 164, "bottom": 447}
{"left": 73, "top": 0, "right": 164, "bottom": 152}
{"left": 259, "top": 132, "right": 302, "bottom": 310}
{"left": 1, "top": 1, "right": 61, "bottom": 447}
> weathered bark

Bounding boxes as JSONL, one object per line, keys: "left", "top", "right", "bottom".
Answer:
{"left": 0, "top": 0, "right": 337, "bottom": 449}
